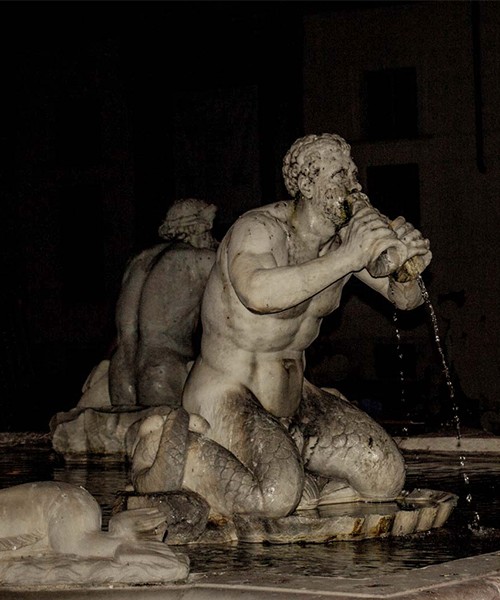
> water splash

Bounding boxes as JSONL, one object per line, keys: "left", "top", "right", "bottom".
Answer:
{"left": 459, "top": 452, "right": 481, "bottom": 531}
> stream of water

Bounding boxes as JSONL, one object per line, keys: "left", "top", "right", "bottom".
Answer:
{"left": 394, "top": 276, "right": 481, "bottom": 530}
{"left": 417, "top": 277, "right": 462, "bottom": 441}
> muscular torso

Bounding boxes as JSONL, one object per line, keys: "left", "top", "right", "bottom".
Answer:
{"left": 183, "top": 203, "right": 350, "bottom": 419}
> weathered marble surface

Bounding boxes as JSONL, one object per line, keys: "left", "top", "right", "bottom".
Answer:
{"left": 114, "top": 489, "right": 211, "bottom": 545}
{"left": 114, "top": 488, "right": 457, "bottom": 545}
{"left": 109, "top": 198, "right": 218, "bottom": 408}
{"left": 51, "top": 405, "right": 156, "bottom": 457}
{"left": 232, "top": 489, "right": 458, "bottom": 544}
{"left": 50, "top": 361, "right": 165, "bottom": 457}
{"left": 135, "top": 133, "right": 432, "bottom": 519}
{"left": 50, "top": 198, "right": 218, "bottom": 457}
{"left": 0, "top": 481, "right": 189, "bottom": 586}
{"left": 49, "top": 136, "right": 444, "bottom": 548}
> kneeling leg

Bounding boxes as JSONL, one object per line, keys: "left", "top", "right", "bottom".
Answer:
{"left": 296, "top": 381, "right": 405, "bottom": 503}
{"left": 183, "top": 390, "right": 304, "bottom": 518}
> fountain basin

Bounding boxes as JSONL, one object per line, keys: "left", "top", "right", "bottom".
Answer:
{"left": 2, "top": 551, "right": 500, "bottom": 599}
{"left": 2, "top": 433, "right": 500, "bottom": 599}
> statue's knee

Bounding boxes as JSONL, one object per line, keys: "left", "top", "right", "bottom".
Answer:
{"left": 258, "top": 464, "right": 304, "bottom": 518}
{"left": 353, "top": 446, "right": 405, "bottom": 500}
{"left": 260, "top": 495, "right": 300, "bottom": 518}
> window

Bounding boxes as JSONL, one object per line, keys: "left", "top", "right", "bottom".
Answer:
{"left": 366, "top": 163, "right": 420, "bottom": 227}
{"left": 363, "top": 67, "right": 418, "bottom": 140}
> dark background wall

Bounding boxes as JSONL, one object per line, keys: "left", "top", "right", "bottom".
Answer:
{"left": 302, "top": 0, "right": 500, "bottom": 432}
{"left": 0, "top": 1, "right": 498, "bottom": 434}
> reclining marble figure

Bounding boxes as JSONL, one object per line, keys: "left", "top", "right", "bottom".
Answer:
{"left": 0, "top": 481, "right": 189, "bottom": 585}
{"left": 130, "top": 133, "right": 432, "bottom": 518}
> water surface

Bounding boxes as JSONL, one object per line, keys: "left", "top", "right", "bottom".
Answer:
{"left": 1, "top": 436, "right": 499, "bottom": 578}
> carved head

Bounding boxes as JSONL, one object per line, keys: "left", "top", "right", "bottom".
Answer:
{"left": 158, "top": 198, "right": 218, "bottom": 249}
{"left": 282, "top": 134, "right": 353, "bottom": 199}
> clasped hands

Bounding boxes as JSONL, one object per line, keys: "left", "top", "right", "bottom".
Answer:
{"left": 338, "top": 194, "right": 431, "bottom": 274}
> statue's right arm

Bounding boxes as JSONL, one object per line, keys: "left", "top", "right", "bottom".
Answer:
{"left": 227, "top": 216, "right": 362, "bottom": 314}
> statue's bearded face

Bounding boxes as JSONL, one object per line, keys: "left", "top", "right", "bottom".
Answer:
{"left": 311, "top": 148, "right": 361, "bottom": 227}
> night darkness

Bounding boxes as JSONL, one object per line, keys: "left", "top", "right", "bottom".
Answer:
{"left": 0, "top": 1, "right": 498, "bottom": 434}
{"left": 0, "top": 1, "right": 312, "bottom": 430}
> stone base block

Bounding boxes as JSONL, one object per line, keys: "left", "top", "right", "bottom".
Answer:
{"left": 50, "top": 407, "right": 159, "bottom": 458}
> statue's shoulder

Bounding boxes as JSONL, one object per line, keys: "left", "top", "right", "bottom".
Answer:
{"left": 170, "top": 243, "right": 216, "bottom": 265}
{"left": 149, "top": 242, "right": 213, "bottom": 270}
{"left": 120, "top": 244, "right": 168, "bottom": 281}
{"left": 127, "top": 243, "right": 168, "bottom": 265}
{"left": 235, "top": 201, "right": 293, "bottom": 233}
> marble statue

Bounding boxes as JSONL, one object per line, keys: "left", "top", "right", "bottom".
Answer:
{"left": 131, "top": 133, "right": 432, "bottom": 519}
{"left": 109, "top": 198, "right": 218, "bottom": 407}
{"left": 50, "top": 199, "right": 218, "bottom": 457}
{"left": 0, "top": 481, "right": 189, "bottom": 585}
